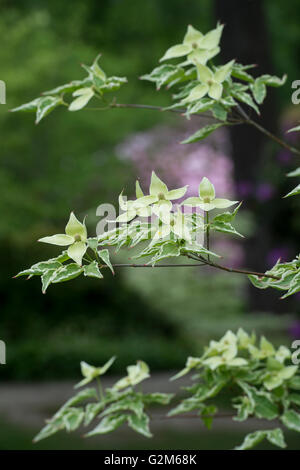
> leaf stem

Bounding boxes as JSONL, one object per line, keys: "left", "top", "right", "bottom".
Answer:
{"left": 96, "top": 377, "right": 104, "bottom": 402}
{"left": 205, "top": 211, "right": 210, "bottom": 261}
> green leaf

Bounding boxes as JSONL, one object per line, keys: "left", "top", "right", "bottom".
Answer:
{"left": 141, "top": 393, "right": 173, "bottom": 405}
{"left": 287, "top": 167, "right": 300, "bottom": 177}
{"left": 237, "top": 382, "right": 278, "bottom": 419}
{"left": 33, "top": 415, "right": 65, "bottom": 442}
{"left": 149, "top": 242, "right": 180, "bottom": 265}
{"left": 51, "top": 263, "right": 84, "bottom": 284}
{"left": 86, "top": 413, "right": 127, "bottom": 436}
{"left": 42, "top": 78, "right": 92, "bottom": 95}
{"left": 233, "top": 396, "right": 254, "bottom": 422}
{"left": 235, "top": 430, "right": 267, "bottom": 450}
{"left": 185, "top": 98, "right": 214, "bottom": 117}
{"left": 211, "top": 221, "right": 242, "bottom": 237}
{"left": 35, "top": 96, "right": 62, "bottom": 124}
{"left": 235, "top": 428, "right": 286, "bottom": 450}
{"left": 289, "top": 393, "right": 300, "bottom": 406}
{"left": 231, "top": 90, "right": 260, "bottom": 114}
{"left": 141, "top": 64, "right": 188, "bottom": 90}
{"left": 98, "top": 249, "right": 114, "bottom": 274}
{"left": 181, "top": 244, "right": 220, "bottom": 259}
{"left": 181, "top": 123, "right": 224, "bottom": 144}
{"left": 63, "top": 407, "right": 84, "bottom": 432}
{"left": 231, "top": 63, "right": 255, "bottom": 83}
{"left": 83, "top": 261, "right": 103, "bottom": 279}
{"left": 87, "top": 237, "right": 99, "bottom": 252}
{"left": 267, "top": 428, "right": 286, "bottom": 448}
{"left": 101, "top": 395, "right": 144, "bottom": 419}
{"left": 287, "top": 125, "right": 300, "bottom": 133}
{"left": 281, "top": 410, "right": 300, "bottom": 432}
{"left": 168, "top": 397, "right": 206, "bottom": 417}
{"left": 84, "top": 403, "right": 104, "bottom": 426}
{"left": 211, "top": 102, "right": 227, "bottom": 121}
{"left": 64, "top": 388, "right": 98, "bottom": 408}
{"left": 41, "top": 269, "right": 56, "bottom": 293}
{"left": 127, "top": 412, "right": 152, "bottom": 438}
{"left": 259, "top": 74, "right": 287, "bottom": 87}
{"left": 284, "top": 184, "right": 300, "bottom": 198}
{"left": 288, "top": 375, "right": 300, "bottom": 390}
{"left": 253, "top": 393, "right": 279, "bottom": 419}
{"left": 15, "top": 257, "right": 63, "bottom": 277}
{"left": 200, "top": 405, "right": 217, "bottom": 429}
{"left": 252, "top": 78, "right": 267, "bottom": 104}
{"left": 10, "top": 97, "right": 41, "bottom": 113}
{"left": 97, "top": 76, "right": 127, "bottom": 92}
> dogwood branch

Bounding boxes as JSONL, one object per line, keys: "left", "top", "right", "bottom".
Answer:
{"left": 91, "top": 97, "right": 300, "bottom": 154}
{"left": 107, "top": 101, "right": 243, "bottom": 124}
{"left": 187, "top": 254, "right": 280, "bottom": 280}
{"left": 236, "top": 104, "right": 300, "bottom": 157}
{"left": 99, "top": 259, "right": 280, "bottom": 280}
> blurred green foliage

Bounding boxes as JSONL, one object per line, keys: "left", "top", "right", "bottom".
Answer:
{"left": 0, "top": 0, "right": 298, "bottom": 379}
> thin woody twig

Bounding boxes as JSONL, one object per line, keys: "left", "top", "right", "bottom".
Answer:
{"left": 99, "top": 260, "right": 280, "bottom": 280}
{"left": 91, "top": 99, "right": 300, "bottom": 154}
{"left": 236, "top": 104, "right": 300, "bottom": 157}
{"left": 108, "top": 101, "right": 242, "bottom": 124}
{"left": 100, "top": 263, "right": 206, "bottom": 268}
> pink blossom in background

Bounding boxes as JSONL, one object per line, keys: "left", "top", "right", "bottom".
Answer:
{"left": 116, "top": 121, "right": 235, "bottom": 199}
{"left": 115, "top": 120, "right": 246, "bottom": 267}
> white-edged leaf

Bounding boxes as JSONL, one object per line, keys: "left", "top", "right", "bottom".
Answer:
{"left": 284, "top": 184, "right": 300, "bottom": 198}
{"left": 98, "top": 249, "right": 114, "bottom": 274}
{"left": 51, "top": 263, "right": 84, "bottom": 284}
{"left": 83, "top": 261, "right": 103, "bottom": 279}
{"left": 86, "top": 414, "right": 127, "bottom": 436}
{"left": 127, "top": 412, "right": 152, "bottom": 438}
{"left": 287, "top": 167, "right": 300, "bottom": 177}
{"left": 181, "top": 123, "right": 224, "bottom": 144}
{"left": 281, "top": 410, "right": 300, "bottom": 432}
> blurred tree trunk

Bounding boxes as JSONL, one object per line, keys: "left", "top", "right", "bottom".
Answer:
{"left": 214, "top": 0, "right": 284, "bottom": 311}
